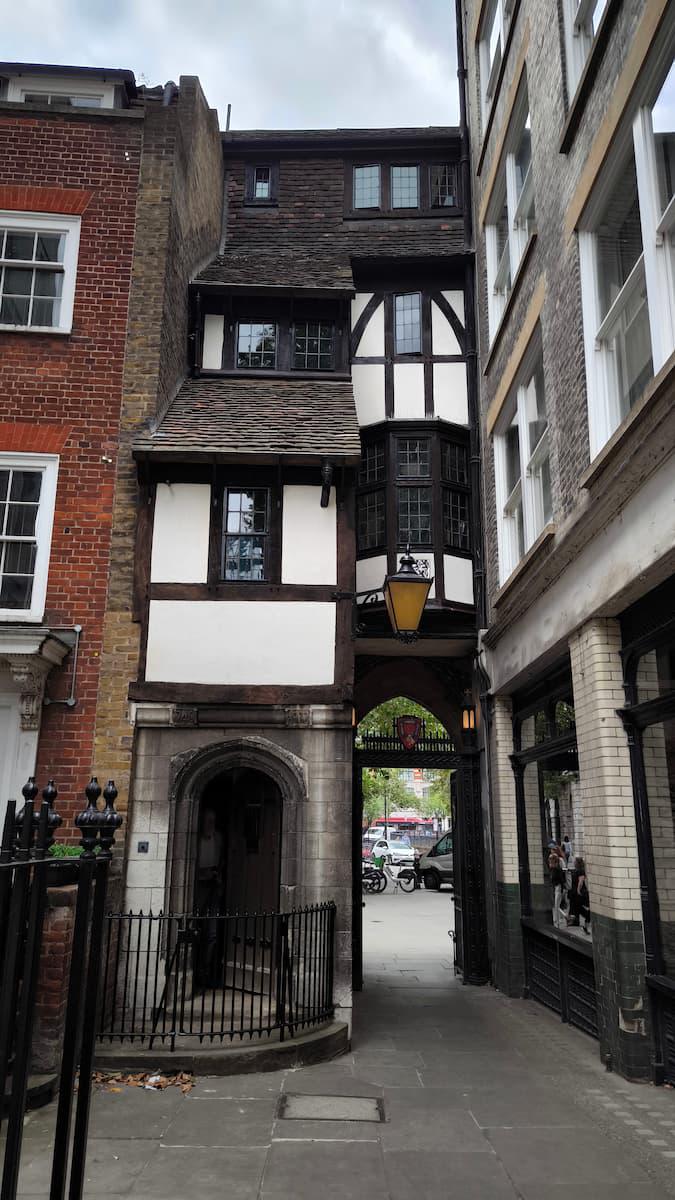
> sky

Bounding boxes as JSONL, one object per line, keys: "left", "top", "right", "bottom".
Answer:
{"left": 3, "top": 0, "right": 459, "bottom": 131}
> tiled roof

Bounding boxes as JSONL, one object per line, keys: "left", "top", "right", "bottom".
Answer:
{"left": 134, "top": 376, "right": 361, "bottom": 460}
{"left": 222, "top": 127, "right": 459, "bottom": 145}
{"left": 197, "top": 251, "right": 354, "bottom": 290}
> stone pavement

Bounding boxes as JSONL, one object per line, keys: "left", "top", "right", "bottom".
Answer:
{"left": 9, "top": 887, "right": 675, "bottom": 1197}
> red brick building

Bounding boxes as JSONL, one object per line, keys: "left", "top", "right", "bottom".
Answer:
{"left": 0, "top": 64, "right": 223, "bottom": 834}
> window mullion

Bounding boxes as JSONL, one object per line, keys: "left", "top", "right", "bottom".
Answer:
{"left": 515, "top": 388, "right": 535, "bottom": 550}
{"left": 505, "top": 155, "right": 524, "bottom": 277}
{"left": 633, "top": 107, "right": 675, "bottom": 369}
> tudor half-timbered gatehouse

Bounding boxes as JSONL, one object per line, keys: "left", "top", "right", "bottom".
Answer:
{"left": 126, "top": 127, "right": 480, "bottom": 1016}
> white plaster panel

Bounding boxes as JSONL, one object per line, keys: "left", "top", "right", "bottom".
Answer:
{"left": 353, "top": 364, "right": 386, "bottom": 426}
{"left": 442, "top": 290, "right": 464, "bottom": 324}
{"left": 145, "top": 601, "right": 336, "bottom": 685}
{"left": 393, "top": 364, "right": 425, "bottom": 419}
{"left": 351, "top": 292, "right": 374, "bottom": 329}
{"left": 356, "top": 555, "right": 387, "bottom": 597}
{"left": 202, "top": 314, "right": 224, "bottom": 369}
{"left": 486, "top": 454, "right": 675, "bottom": 693}
{"left": 353, "top": 302, "right": 384, "bottom": 357}
{"left": 444, "top": 555, "right": 474, "bottom": 606}
{"left": 151, "top": 484, "right": 210, "bottom": 583}
{"left": 433, "top": 362, "right": 468, "bottom": 424}
{"left": 431, "top": 301, "right": 461, "bottom": 355}
{"left": 412, "top": 553, "right": 436, "bottom": 599}
{"left": 0, "top": 680, "right": 37, "bottom": 834}
{"left": 282, "top": 486, "right": 337, "bottom": 584}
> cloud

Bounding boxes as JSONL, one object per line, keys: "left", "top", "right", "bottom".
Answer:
{"left": 2, "top": 0, "right": 459, "bottom": 129}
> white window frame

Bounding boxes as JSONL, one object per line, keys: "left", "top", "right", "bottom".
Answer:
{"left": 578, "top": 36, "right": 675, "bottom": 458}
{"left": 562, "top": 0, "right": 610, "bottom": 101}
{"left": 494, "top": 341, "right": 551, "bottom": 585}
{"left": 0, "top": 453, "right": 59, "bottom": 622}
{"left": 478, "top": 0, "right": 513, "bottom": 126}
{"left": 484, "top": 83, "right": 535, "bottom": 343}
{"left": 4, "top": 74, "right": 114, "bottom": 108}
{"left": 0, "top": 211, "right": 81, "bottom": 335}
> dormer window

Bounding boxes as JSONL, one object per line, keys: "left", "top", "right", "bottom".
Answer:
{"left": 353, "top": 165, "right": 381, "bottom": 210}
{"left": 237, "top": 322, "right": 276, "bottom": 369}
{"left": 348, "top": 160, "right": 459, "bottom": 215}
{"left": 430, "top": 164, "right": 458, "bottom": 208}
{"left": 23, "top": 92, "right": 102, "bottom": 107}
{"left": 293, "top": 321, "right": 334, "bottom": 371}
{"left": 391, "top": 165, "right": 419, "bottom": 209}
{"left": 244, "top": 163, "right": 278, "bottom": 206}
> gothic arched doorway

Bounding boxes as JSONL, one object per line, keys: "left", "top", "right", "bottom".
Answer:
{"left": 196, "top": 767, "right": 282, "bottom": 915}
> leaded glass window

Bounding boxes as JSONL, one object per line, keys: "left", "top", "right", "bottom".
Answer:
{"left": 293, "top": 321, "right": 334, "bottom": 370}
{"left": 397, "top": 438, "right": 431, "bottom": 477}
{"left": 223, "top": 488, "right": 269, "bottom": 580}
{"left": 443, "top": 488, "right": 470, "bottom": 551}
{"left": 397, "top": 486, "right": 432, "bottom": 546}
{"left": 0, "top": 468, "right": 42, "bottom": 608}
{"left": 430, "top": 164, "right": 457, "bottom": 208}
{"left": 391, "top": 165, "right": 419, "bottom": 208}
{"left": 353, "top": 165, "right": 381, "bottom": 209}
{"left": 441, "top": 442, "right": 468, "bottom": 485}
{"left": 359, "top": 441, "right": 386, "bottom": 485}
{"left": 0, "top": 227, "right": 65, "bottom": 327}
{"left": 357, "top": 491, "right": 385, "bottom": 551}
{"left": 394, "top": 293, "right": 422, "bottom": 354}
{"left": 237, "top": 323, "right": 276, "bottom": 369}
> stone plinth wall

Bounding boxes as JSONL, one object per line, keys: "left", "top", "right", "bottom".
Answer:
{"left": 31, "top": 884, "right": 77, "bottom": 1074}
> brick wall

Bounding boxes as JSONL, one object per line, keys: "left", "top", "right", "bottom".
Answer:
{"left": 31, "top": 883, "right": 77, "bottom": 1073}
{"left": 92, "top": 80, "right": 223, "bottom": 846}
{"left": 0, "top": 107, "right": 143, "bottom": 832}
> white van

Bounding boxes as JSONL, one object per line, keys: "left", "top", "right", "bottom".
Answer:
{"left": 418, "top": 831, "right": 453, "bottom": 890}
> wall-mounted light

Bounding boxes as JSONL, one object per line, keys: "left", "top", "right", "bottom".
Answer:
{"left": 461, "top": 693, "right": 476, "bottom": 734}
{"left": 382, "top": 551, "right": 433, "bottom": 644}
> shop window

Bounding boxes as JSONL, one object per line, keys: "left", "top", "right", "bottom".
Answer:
{"left": 579, "top": 58, "right": 675, "bottom": 458}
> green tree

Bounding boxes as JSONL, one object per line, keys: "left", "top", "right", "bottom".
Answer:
{"left": 361, "top": 768, "right": 412, "bottom": 828}
{"left": 357, "top": 697, "right": 446, "bottom": 741}
{"left": 417, "top": 770, "right": 453, "bottom": 819}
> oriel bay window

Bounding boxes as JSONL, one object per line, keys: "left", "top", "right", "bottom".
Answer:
{"left": 356, "top": 428, "right": 472, "bottom": 560}
{"left": 579, "top": 52, "right": 675, "bottom": 457}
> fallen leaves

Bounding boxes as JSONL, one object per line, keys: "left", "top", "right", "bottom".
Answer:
{"left": 92, "top": 1070, "right": 194, "bottom": 1094}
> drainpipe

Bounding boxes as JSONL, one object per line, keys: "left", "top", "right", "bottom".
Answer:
{"left": 162, "top": 81, "right": 178, "bottom": 106}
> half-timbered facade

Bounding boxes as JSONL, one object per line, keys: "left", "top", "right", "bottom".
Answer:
{"left": 126, "top": 127, "right": 480, "bottom": 1017}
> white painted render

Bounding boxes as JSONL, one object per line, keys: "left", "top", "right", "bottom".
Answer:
{"left": 433, "top": 362, "right": 469, "bottom": 424}
{"left": 356, "top": 555, "right": 387, "bottom": 596}
{"left": 145, "top": 601, "right": 336, "bottom": 685}
{"left": 486, "top": 453, "right": 675, "bottom": 693}
{"left": 351, "top": 292, "right": 374, "bottom": 329}
{"left": 353, "top": 363, "right": 386, "bottom": 425}
{"left": 150, "top": 484, "right": 210, "bottom": 584}
{"left": 412, "top": 553, "right": 436, "bottom": 599}
{"left": 442, "top": 290, "right": 464, "bottom": 324}
{"left": 4, "top": 74, "right": 117, "bottom": 107}
{"left": 353, "top": 301, "right": 384, "bottom": 357}
{"left": 281, "top": 486, "right": 337, "bottom": 584}
{"left": 431, "top": 301, "right": 461, "bottom": 355}
{"left": 444, "top": 554, "right": 474, "bottom": 606}
{"left": 394, "top": 363, "right": 425, "bottom": 419}
{"left": 0, "top": 679, "right": 39, "bottom": 835}
{"left": 202, "top": 314, "right": 224, "bottom": 369}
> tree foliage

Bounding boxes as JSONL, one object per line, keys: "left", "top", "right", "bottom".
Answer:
{"left": 357, "top": 697, "right": 446, "bottom": 740}
{"left": 361, "top": 768, "right": 411, "bottom": 826}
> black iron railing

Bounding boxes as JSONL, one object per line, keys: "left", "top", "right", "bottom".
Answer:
{"left": 98, "top": 903, "right": 336, "bottom": 1050}
{"left": 0, "top": 776, "right": 123, "bottom": 1200}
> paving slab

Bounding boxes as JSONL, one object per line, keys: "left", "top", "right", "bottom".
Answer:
{"left": 130, "top": 1145, "right": 267, "bottom": 1197}
{"left": 484, "top": 1125, "right": 655, "bottom": 1186}
{"left": 383, "top": 1149, "right": 518, "bottom": 1199}
{"left": 261, "top": 1140, "right": 388, "bottom": 1199}
{"left": 161, "top": 1096, "right": 276, "bottom": 1147}
{"left": 86, "top": 1087, "right": 183, "bottom": 1140}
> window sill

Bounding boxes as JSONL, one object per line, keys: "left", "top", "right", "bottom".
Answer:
{"left": 344, "top": 209, "right": 461, "bottom": 222}
{"left": 493, "top": 522, "right": 556, "bottom": 608}
{"left": 559, "top": 0, "right": 622, "bottom": 155}
{"left": 0, "top": 324, "right": 71, "bottom": 336}
{"left": 483, "top": 232, "right": 537, "bottom": 376}
{"left": 580, "top": 350, "right": 675, "bottom": 490}
{"left": 197, "top": 368, "right": 351, "bottom": 382}
{"left": 243, "top": 200, "right": 278, "bottom": 209}
{"left": 475, "top": 0, "right": 524, "bottom": 177}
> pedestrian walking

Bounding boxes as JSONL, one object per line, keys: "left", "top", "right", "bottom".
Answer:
{"left": 567, "top": 856, "right": 591, "bottom": 933}
{"left": 548, "top": 851, "right": 567, "bottom": 929}
{"left": 562, "top": 834, "right": 573, "bottom": 863}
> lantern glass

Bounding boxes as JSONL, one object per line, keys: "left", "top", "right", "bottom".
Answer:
{"left": 382, "top": 552, "right": 433, "bottom": 637}
{"left": 462, "top": 704, "right": 476, "bottom": 731}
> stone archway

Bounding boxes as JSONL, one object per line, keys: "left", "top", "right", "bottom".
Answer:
{"left": 165, "top": 736, "right": 308, "bottom": 914}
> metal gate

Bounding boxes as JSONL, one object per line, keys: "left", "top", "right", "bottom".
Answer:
{"left": 354, "top": 727, "right": 488, "bottom": 988}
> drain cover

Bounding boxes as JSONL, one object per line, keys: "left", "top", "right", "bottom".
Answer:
{"left": 279, "top": 1094, "right": 384, "bottom": 1123}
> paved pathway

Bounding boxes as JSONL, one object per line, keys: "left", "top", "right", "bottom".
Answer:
{"left": 10, "top": 887, "right": 675, "bottom": 1196}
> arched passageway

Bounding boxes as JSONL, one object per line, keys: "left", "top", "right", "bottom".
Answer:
{"left": 196, "top": 767, "right": 282, "bottom": 915}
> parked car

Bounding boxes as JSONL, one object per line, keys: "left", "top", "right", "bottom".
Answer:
{"left": 362, "top": 826, "right": 387, "bottom": 841}
{"left": 418, "top": 831, "right": 453, "bottom": 889}
{"left": 368, "top": 836, "right": 417, "bottom": 866}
